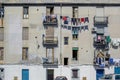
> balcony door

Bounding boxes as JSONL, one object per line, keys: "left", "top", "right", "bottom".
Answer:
{"left": 47, "top": 69, "right": 54, "bottom": 80}
{"left": 46, "top": 26, "right": 54, "bottom": 38}
{"left": 46, "top": 48, "right": 54, "bottom": 63}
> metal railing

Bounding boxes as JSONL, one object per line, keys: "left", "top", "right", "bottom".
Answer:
{"left": 43, "top": 15, "right": 58, "bottom": 26}
{"left": 94, "top": 16, "right": 108, "bottom": 24}
{"left": 43, "top": 36, "right": 58, "bottom": 44}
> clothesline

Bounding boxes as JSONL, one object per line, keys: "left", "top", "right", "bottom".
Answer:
{"left": 61, "top": 24, "right": 89, "bottom": 31}
{"left": 60, "top": 16, "right": 89, "bottom": 25}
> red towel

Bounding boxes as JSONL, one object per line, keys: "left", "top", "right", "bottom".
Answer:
{"left": 81, "top": 18, "right": 85, "bottom": 22}
{"left": 62, "top": 16, "right": 67, "bottom": 21}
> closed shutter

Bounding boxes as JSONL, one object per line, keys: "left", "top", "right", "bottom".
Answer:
{"left": 46, "top": 27, "right": 54, "bottom": 37}
{"left": 22, "top": 48, "right": 28, "bottom": 60}
{"left": 0, "top": 27, "right": 4, "bottom": 41}
{"left": 22, "top": 27, "right": 29, "bottom": 40}
{"left": 0, "top": 48, "right": 3, "bottom": 60}
{"left": 47, "top": 48, "right": 53, "bottom": 62}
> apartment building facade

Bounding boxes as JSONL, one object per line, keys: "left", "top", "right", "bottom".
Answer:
{"left": 0, "top": 0, "right": 120, "bottom": 80}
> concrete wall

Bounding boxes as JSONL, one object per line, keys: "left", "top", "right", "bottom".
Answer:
{"left": 1, "top": 6, "right": 120, "bottom": 64}
{"left": 4, "top": 7, "right": 22, "bottom": 63}
{"left": 1, "top": 0, "right": 120, "bottom": 3}
{"left": 0, "top": 65, "right": 96, "bottom": 80}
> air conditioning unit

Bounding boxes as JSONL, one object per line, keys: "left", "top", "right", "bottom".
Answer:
{"left": 0, "top": 68, "right": 4, "bottom": 80}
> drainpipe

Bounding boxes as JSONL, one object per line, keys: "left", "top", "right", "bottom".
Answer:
{"left": 60, "top": 3, "right": 62, "bottom": 76}
{"left": 60, "top": 3, "right": 62, "bottom": 65}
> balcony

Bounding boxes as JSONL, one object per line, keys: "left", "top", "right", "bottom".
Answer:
{"left": 93, "top": 50, "right": 113, "bottom": 68}
{"left": 99, "top": 74, "right": 120, "bottom": 80}
{"left": 42, "top": 57, "right": 58, "bottom": 68}
{"left": 93, "top": 35, "right": 107, "bottom": 49}
{"left": 43, "top": 36, "right": 58, "bottom": 47}
{"left": 43, "top": 15, "right": 58, "bottom": 26}
{"left": 94, "top": 16, "right": 108, "bottom": 25}
{"left": 71, "top": 58, "right": 79, "bottom": 65}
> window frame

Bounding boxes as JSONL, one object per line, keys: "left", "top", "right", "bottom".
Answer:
{"left": 0, "top": 27, "right": 4, "bottom": 41}
{"left": 22, "top": 27, "right": 29, "bottom": 40}
{"left": 72, "top": 50, "right": 78, "bottom": 61}
{"left": 23, "top": 6, "right": 29, "bottom": 19}
{"left": 72, "top": 7, "right": 78, "bottom": 18}
{"left": 0, "top": 47, "right": 4, "bottom": 61}
{"left": 72, "top": 69, "right": 79, "bottom": 78}
{"left": 22, "top": 47, "right": 28, "bottom": 60}
{"left": 0, "top": 7, "right": 4, "bottom": 18}
{"left": 64, "top": 37, "right": 69, "bottom": 45}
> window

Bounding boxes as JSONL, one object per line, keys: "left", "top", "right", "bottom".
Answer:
{"left": 0, "top": 7, "right": 4, "bottom": 18}
{"left": 23, "top": 7, "right": 29, "bottom": 19}
{"left": 14, "top": 76, "right": 18, "bottom": 80}
{"left": 0, "top": 47, "right": 4, "bottom": 61}
{"left": 73, "top": 7, "right": 78, "bottom": 18}
{"left": 64, "top": 37, "right": 68, "bottom": 45}
{"left": 72, "top": 69, "right": 79, "bottom": 78}
{"left": 22, "top": 48, "right": 28, "bottom": 60}
{"left": 0, "top": 27, "right": 4, "bottom": 41}
{"left": 64, "top": 58, "right": 68, "bottom": 65}
{"left": 72, "top": 47, "right": 78, "bottom": 60}
{"left": 72, "top": 34, "right": 78, "bottom": 40}
{"left": 72, "top": 27, "right": 79, "bottom": 40}
{"left": 22, "top": 27, "right": 29, "bottom": 40}
{"left": 46, "top": 7, "right": 54, "bottom": 15}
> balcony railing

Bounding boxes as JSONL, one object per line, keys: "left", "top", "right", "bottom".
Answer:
{"left": 42, "top": 57, "right": 58, "bottom": 68}
{"left": 43, "top": 15, "right": 58, "bottom": 26}
{"left": 43, "top": 36, "right": 58, "bottom": 47}
{"left": 94, "top": 16, "right": 108, "bottom": 24}
{"left": 71, "top": 58, "right": 79, "bottom": 65}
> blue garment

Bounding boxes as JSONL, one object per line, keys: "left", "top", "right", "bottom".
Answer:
{"left": 71, "top": 18, "right": 77, "bottom": 25}
{"left": 68, "top": 26, "right": 71, "bottom": 30}
{"left": 64, "top": 20, "right": 68, "bottom": 24}
{"left": 109, "top": 58, "right": 114, "bottom": 65}
{"left": 85, "top": 17, "right": 89, "bottom": 23}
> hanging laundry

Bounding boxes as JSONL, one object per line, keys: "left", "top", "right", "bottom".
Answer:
{"left": 85, "top": 17, "right": 89, "bottom": 23}
{"left": 61, "top": 25, "right": 64, "bottom": 28}
{"left": 71, "top": 18, "right": 77, "bottom": 25}
{"left": 62, "top": 16, "right": 67, "bottom": 21}
{"left": 63, "top": 25, "right": 67, "bottom": 29}
{"left": 81, "top": 26, "right": 84, "bottom": 30}
{"left": 68, "top": 26, "right": 71, "bottom": 30}
{"left": 60, "top": 16, "right": 62, "bottom": 19}
{"left": 84, "top": 25, "right": 89, "bottom": 30}
{"left": 51, "top": 14, "right": 57, "bottom": 18}
{"left": 81, "top": 18, "right": 85, "bottom": 23}
{"left": 67, "top": 16, "right": 71, "bottom": 22}
{"left": 64, "top": 20, "right": 68, "bottom": 24}
{"left": 42, "top": 14, "right": 46, "bottom": 22}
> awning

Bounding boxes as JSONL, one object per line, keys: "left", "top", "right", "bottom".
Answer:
{"left": 72, "top": 47, "right": 78, "bottom": 50}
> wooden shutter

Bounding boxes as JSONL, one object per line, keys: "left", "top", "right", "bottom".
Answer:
{"left": 22, "top": 27, "right": 29, "bottom": 40}
{"left": 0, "top": 48, "right": 3, "bottom": 60}
{"left": 0, "top": 27, "right": 4, "bottom": 41}
{"left": 46, "top": 27, "right": 54, "bottom": 37}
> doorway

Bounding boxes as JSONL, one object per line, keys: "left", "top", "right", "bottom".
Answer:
{"left": 64, "top": 58, "right": 68, "bottom": 65}
{"left": 47, "top": 69, "right": 54, "bottom": 80}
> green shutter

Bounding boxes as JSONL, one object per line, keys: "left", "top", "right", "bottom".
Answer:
{"left": 72, "top": 47, "right": 78, "bottom": 50}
